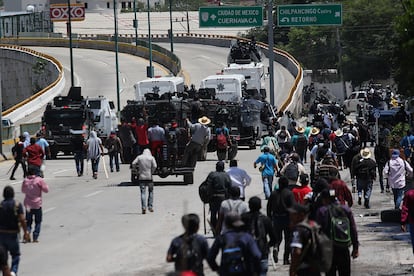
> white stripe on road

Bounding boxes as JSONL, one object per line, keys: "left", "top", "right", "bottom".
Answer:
{"left": 84, "top": 191, "right": 103, "bottom": 198}
{"left": 52, "top": 169, "right": 71, "bottom": 175}
{"left": 44, "top": 207, "right": 56, "bottom": 213}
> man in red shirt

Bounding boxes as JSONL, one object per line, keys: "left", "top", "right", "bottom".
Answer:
{"left": 135, "top": 118, "right": 149, "bottom": 156}
{"left": 292, "top": 174, "right": 312, "bottom": 204}
{"left": 23, "top": 137, "right": 44, "bottom": 177}
{"left": 329, "top": 177, "right": 353, "bottom": 207}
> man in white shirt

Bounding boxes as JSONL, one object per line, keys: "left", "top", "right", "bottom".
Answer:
{"left": 226, "top": 159, "right": 252, "bottom": 201}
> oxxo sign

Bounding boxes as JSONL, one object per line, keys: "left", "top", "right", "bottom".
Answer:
{"left": 50, "top": 4, "right": 85, "bottom": 22}
{"left": 199, "top": 6, "right": 263, "bottom": 28}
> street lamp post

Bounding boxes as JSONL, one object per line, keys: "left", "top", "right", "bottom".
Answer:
{"left": 147, "top": 0, "right": 153, "bottom": 78}
{"left": 267, "top": 0, "right": 275, "bottom": 107}
{"left": 67, "top": 0, "right": 74, "bottom": 88}
{"left": 169, "top": 0, "right": 174, "bottom": 52}
{"left": 186, "top": 0, "right": 190, "bottom": 35}
{"left": 133, "top": 0, "right": 138, "bottom": 46}
{"left": 113, "top": 0, "right": 121, "bottom": 112}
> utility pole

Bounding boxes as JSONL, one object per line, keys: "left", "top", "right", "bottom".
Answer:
{"left": 133, "top": 0, "right": 138, "bottom": 47}
{"left": 147, "top": 0, "right": 153, "bottom": 77}
{"left": 169, "top": 0, "right": 174, "bottom": 52}
{"left": 186, "top": 0, "right": 190, "bottom": 35}
{"left": 67, "top": 0, "right": 74, "bottom": 88}
{"left": 336, "top": 27, "right": 347, "bottom": 101}
{"left": 113, "top": 0, "right": 121, "bottom": 111}
{"left": 267, "top": 0, "right": 275, "bottom": 107}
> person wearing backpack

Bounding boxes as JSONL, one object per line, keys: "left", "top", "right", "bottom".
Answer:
{"left": 316, "top": 189, "right": 359, "bottom": 276}
{"left": 289, "top": 202, "right": 325, "bottom": 276}
{"left": 242, "top": 196, "right": 276, "bottom": 276}
{"left": 281, "top": 153, "right": 306, "bottom": 189}
{"left": 204, "top": 161, "right": 232, "bottom": 233}
{"left": 267, "top": 176, "right": 295, "bottom": 265}
{"left": 291, "top": 126, "right": 308, "bottom": 163}
{"left": 216, "top": 186, "right": 249, "bottom": 235}
{"left": 215, "top": 123, "right": 230, "bottom": 162}
{"left": 332, "top": 129, "right": 351, "bottom": 170}
{"left": 0, "top": 186, "right": 30, "bottom": 276}
{"left": 275, "top": 125, "right": 291, "bottom": 153}
{"left": 9, "top": 135, "right": 27, "bottom": 181}
{"left": 207, "top": 213, "right": 262, "bottom": 276}
{"left": 351, "top": 148, "right": 377, "bottom": 209}
{"left": 167, "top": 213, "right": 209, "bottom": 276}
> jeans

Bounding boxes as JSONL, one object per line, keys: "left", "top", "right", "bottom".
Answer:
{"left": 139, "top": 181, "right": 154, "bottom": 210}
{"left": 74, "top": 151, "right": 84, "bottom": 175}
{"left": 326, "top": 245, "right": 351, "bottom": 276}
{"left": 260, "top": 258, "right": 268, "bottom": 276}
{"left": 108, "top": 151, "right": 120, "bottom": 172}
{"left": 377, "top": 163, "right": 385, "bottom": 191}
{"left": 28, "top": 164, "right": 41, "bottom": 177}
{"left": 91, "top": 157, "right": 100, "bottom": 174}
{"left": 357, "top": 178, "right": 373, "bottom": 201}
{"left": 0, "top": 233, "right": 20, "bottom": 274}
{"left": 272, "top": 215, "right": 291, "bottom": 262}
{"left": 392, "top": 187, "right": 405, "bottom": 209}
{"left": 262, "top": 175, "right": 274, "bottom": 199}
{"left": 10, "top": 159, "right": 27, "bottom": 178}
{"left": 26, "top": 208, "right": 42, "bottom": 241}
{"left": 209, "top": 195, "right": 225, "bottom": 232}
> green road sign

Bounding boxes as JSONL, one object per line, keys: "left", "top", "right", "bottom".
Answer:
{"left": 277, "top": 4, "right": 342, "bottom": 27}
{"left": 199, "top": 6, "right": 263, "bottom": 28}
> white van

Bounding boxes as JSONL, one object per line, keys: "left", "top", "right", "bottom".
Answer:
{"left": 134, "top": 76, "right": 185, "bottom": 101}
{"left": 199, "top": 74, "right": 246, "bottom": 102}
{"left": 222, "top": 62, "right": 265, "bottom": 93}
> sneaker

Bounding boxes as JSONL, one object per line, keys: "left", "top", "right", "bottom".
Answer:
{"left": 33, "top": 240, "right": 39, "bottom": 243}
{"left": 9, "top": 177, "right": 16, "bottom": 180}
{"left": 358, "top": 197, "right": 362, "bottom": 205}
{"left": 142, "top": 209, "right": 146, "bottom": 214}
{"left": 364, "top": 200, "right": 370, "bottom": 209}
{"left": 381, "top": 190, "right": 384, "bottom": 193}
{"left": 149, "top": 208, "right": 154, "bottom": 212}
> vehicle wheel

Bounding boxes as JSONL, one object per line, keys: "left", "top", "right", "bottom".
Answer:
{"left": 184, "top": 173, "right": 194, "bottom": 184}
{"left": 249, "top": 142, "right": 256, "bottom": 149}
{"left": 51, "top": 151, "right": 58, "bottom": 159}
{"left": 380, "top": 209, "right": 401, "bottom": 223}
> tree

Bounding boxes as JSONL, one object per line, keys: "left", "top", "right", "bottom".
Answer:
{"left": 393, "top": 0, "right": 414, "bottom": 95}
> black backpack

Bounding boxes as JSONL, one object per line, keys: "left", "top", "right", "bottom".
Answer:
{"left": 284, "top": 162, "right": 299, "bottom": 181}
{"left": 295, "top": 134, "right": 307, "bottom": 150}
{"left": 198, "top": 180, "right": 211, "bottom": 204}
{"left": 334, "top": 137, "right": 350, "bottom": 155}
{"left": 250, "top": 214, "right": 267, "bottom": 255}
{"left": 328, "top": 204, "right": 351, "bottom": 247}
{"left": 175, "top": 235, "right": 202, "bottom": 273}
{"left": 221, "top": 233, "right": 246, "bottom": 275}
{"left": 278, "top": 130, "right": 287, "bottom": 140}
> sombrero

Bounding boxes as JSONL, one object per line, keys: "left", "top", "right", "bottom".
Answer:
{"left": 295, "top": 126, "right": 305, "bottom": 134}
{"left": 198, "top": 116, "right": 211, "bottom": 125}
{"left": 310, "top": 127, "right": 320, "bottom": 136}
{"left": 334, "top": 129, "right": 343, "bottom": 137}
{"left": 360, "top": 148, "right": 372, "bottom": 159}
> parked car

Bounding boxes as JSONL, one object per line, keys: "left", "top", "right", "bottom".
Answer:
{"left": 343, "top": 91, "right": 369, "bottom": 114}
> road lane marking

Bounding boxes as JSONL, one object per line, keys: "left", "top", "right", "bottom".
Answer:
{"left": 44, "top": 207, "right": 56, "bottom": 213}
{"left": 84, "top": 191, "right": 103, "bottom": 198}
{"left": 53, "top": 169, "right": 71, "bottom": 175}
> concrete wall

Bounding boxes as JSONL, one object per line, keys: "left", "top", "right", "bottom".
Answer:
{"left": 0, "top": 47, "right": 59, "bottom": 110}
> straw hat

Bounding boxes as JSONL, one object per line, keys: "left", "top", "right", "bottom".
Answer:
{"left": 295, "top": 126, "right": 305, "bottom": 134}
{"left": 334, "top": 129, "right": 343, "bottom": 137}
{"left": 198, "top": 116, "right": 211, "bottom": 125}
{"left": 360, "top": 148, "right": 372, "bottom": 159}
{"left": 310, "top": 127, "right": 320, "bottom": 136}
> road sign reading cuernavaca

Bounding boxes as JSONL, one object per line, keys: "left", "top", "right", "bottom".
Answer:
{"left": 277, "top": 4, "right": 342, "bottom": 27}
{"left": 199, "top": 6, "right": 263, "bottom": 28}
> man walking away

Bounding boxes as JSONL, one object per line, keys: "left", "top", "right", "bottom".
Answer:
{"left": 292, "top": 174, "right": 313, "bottom": 204}
{"left": 35, "top": 132, "right": 51, "bottom": 177}
{"left": 86, "top": 131, "right": 104, "bottom": 179}
{"left": 352, "top": 148, "right": 377, "bottom": 209}
{"left": 70, "top": 133, "right": 86, "bottom": 177}
{"left": 132, "top": 148, "right": 157, "bottom": 214}
{"left": 242, "top": 196, "right": 276, "bottom": 276}
{"left": 167, "top": 214, "right": 209, "bottom": 276}
{"left": 254, "top": 146, "right": 278, "bottom": 199}
{"left": 204, "top": 161, "right": 232, "bottom": 234}
{"left": 384, "top": 149, "right": 413, "bottom": 209}
{"left": 21, "top": 167, "right": 49, "bottom": 243}
{"left": 316, "top": 189, "right": 359, "bottom": 276}
{"left": 183, "top": 116, "right": 211, "bottom": 168}
{"left": 226, "top": 159, "right": 252, "bottom": 201}
{"left": 0, "top": 186, "right": 30, "bottom": 276}
{"left": 207, "top": 213, "right": 262, "bottom": 276}
{"left": 374, "top": 139, "right": 390, "bottom": 193}
{"left": 10, "top": 135, "right": 27, "bottom": 180}
{"left": 22, "top": 137, "right": 44, "bottom": 177}
{"left": 267, "top": 176, "right": 295, "bottom": 265}
{"left": 216, "top": 186, "right": 249, "bottom": 235}
{"left": 104, "top": 131, "right": 123, "bottom": 173}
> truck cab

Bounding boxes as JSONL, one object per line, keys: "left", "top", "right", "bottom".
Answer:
{"left": 222, "top": 62, "right": 265, "bottom": 96}
{"left": 134, "top": 76, "right": 185, "bottom": 101}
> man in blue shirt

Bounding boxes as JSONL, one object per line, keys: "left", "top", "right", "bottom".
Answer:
{"left": 254, "top": 146, "right": 278, "bottom": 199}
{"left": 400, "top": 130, "right": 414, "bottom": 161}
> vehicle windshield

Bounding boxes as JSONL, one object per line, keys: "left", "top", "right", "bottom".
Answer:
{"left": 44, "top": 110, "right": 85, "bottom": 125}
{"left": 240, "top": 99, "right": 262, "bottom": 127}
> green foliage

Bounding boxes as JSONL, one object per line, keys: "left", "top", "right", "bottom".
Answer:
{"left": 389, "top": 122, "right": 410, "bottom": 148}
{"left": 393, "top": 0, "right": 414, "bottom": 96}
